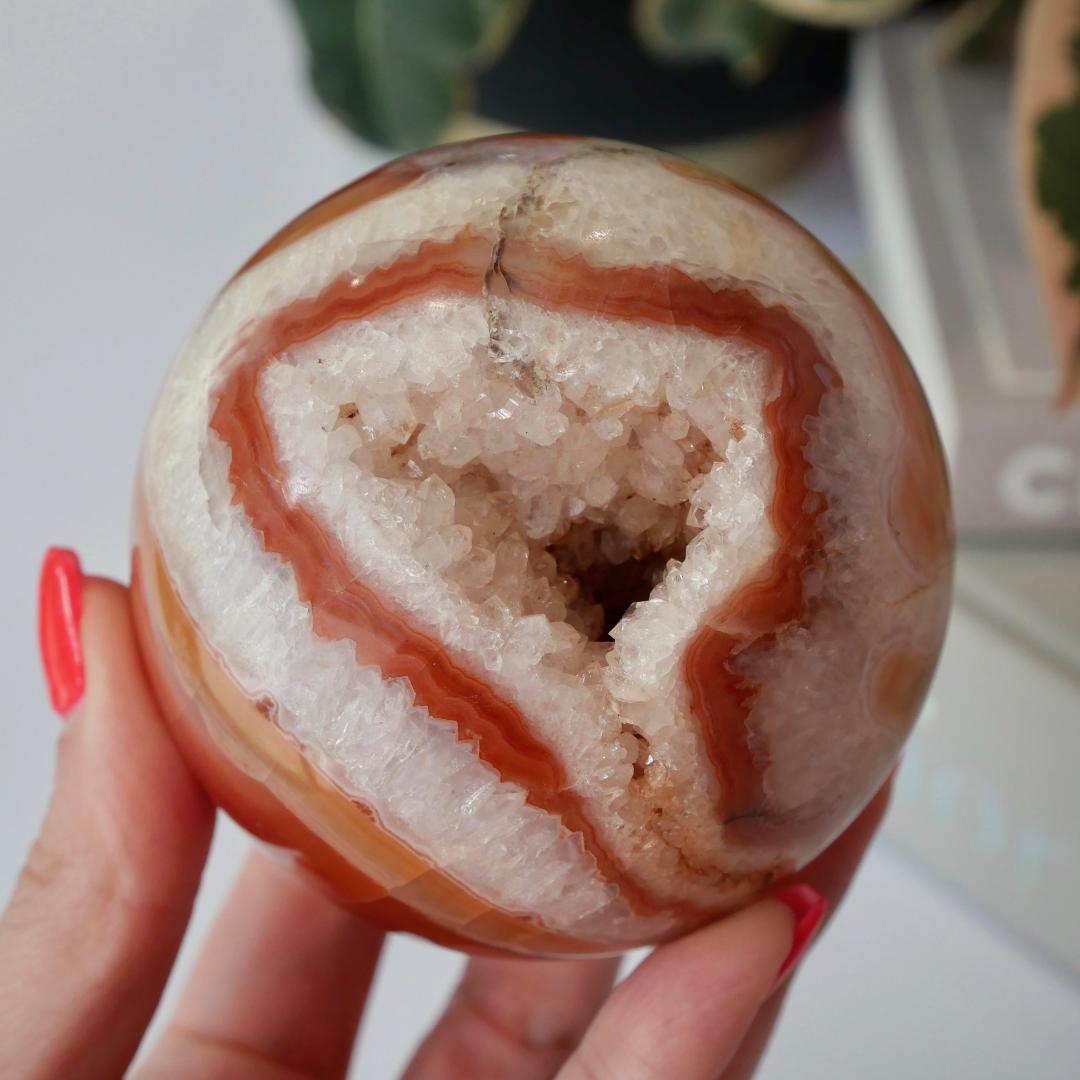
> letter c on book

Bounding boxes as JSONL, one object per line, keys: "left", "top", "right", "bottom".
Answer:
{"left": 999, "top": 444, "right": 1074, "bottom": 522}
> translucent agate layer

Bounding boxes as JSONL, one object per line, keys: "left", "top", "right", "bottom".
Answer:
{"left": 133, "top": 135, "right": 953, "bottom": 956}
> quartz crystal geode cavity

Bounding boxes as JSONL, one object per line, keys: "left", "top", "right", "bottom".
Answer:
{"left": 133, "top": 134, "right": 953, "bottom": 957}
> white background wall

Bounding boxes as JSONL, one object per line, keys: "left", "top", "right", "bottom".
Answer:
{"left": 1, "top": 4, "right": 1077, "bottom": 1077}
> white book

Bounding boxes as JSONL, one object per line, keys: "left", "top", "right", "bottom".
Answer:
{"left": 849, "top": 18, "right": 1080, "bottom": 540}
{"left": 849, "top": 18, "right": 1080, "bottom": 974}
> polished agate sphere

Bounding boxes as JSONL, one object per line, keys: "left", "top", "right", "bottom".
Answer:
{"left": 133, "top": 135, "right": 952, "bottom": 956}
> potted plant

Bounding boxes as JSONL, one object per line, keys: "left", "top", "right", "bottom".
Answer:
{"left": 288, "top": 0, "right": 1078, "bottom": 400}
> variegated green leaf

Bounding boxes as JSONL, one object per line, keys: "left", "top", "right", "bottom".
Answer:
{"left": 1036, "top": 32, "right": 1080, "bottom": 369}
{"left": 634, "top": 0, "right": 789, "bottom": 81}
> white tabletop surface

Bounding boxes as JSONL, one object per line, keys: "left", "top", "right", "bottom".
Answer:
{"left": 2, "top": 3, "right": 1077, "bottom": 1078}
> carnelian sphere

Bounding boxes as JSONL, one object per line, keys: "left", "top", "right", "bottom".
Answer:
{"left": 132, "top": 135, "right": 952, "bottom": 957}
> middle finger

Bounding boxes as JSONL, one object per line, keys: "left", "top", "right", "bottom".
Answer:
{"left": 139, "top": 851, "right": 384, "bottom": 1079}
{"left": 403, "top": 952, "right": 621, "bottom": 1080}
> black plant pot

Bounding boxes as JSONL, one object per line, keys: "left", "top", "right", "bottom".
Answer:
{"left": 456, "top": 0, "right": 850, "bottom": 186}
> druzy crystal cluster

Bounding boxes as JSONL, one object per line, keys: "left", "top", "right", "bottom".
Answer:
{"left": 133, "top": 135, "right": 953, "bottom": 956}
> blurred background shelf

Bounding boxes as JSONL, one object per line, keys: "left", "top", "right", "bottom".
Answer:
{"left": 888, "top": 549, "right": 1080, "bottom": 976}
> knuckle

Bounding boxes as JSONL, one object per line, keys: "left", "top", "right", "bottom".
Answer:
{"left": 6, "top": 824, "right": 164, "bottom": 946}
{"left": 9, "top": 831, "right": 77, "bottom": 917}
{"left": 19, "top": 832, "right": 68, "bottom": 895}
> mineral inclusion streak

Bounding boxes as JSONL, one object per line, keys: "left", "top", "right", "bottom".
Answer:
{"left": 132, "top": 135, "right": 953, "bottom": 957}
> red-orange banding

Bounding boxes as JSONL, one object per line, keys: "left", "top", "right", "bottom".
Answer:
{"left": 132, "top": 536, "right": 624, "bottom": 955}
{"left": 213, "top": 233, "right": 688, "bottom": 919}
{"left": 210, "top": 226, "right": 843, "bottom": 907}
{"left": 496, "top": 242, "right": 840, "bottom": 832}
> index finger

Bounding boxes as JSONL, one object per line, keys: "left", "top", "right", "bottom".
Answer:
{"left": 0, "top": 555, "right": 215, "bottom": 1079}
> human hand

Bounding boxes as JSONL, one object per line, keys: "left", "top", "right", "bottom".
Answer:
{"left": 0, "top": 550, "right": 892, "bottom": 1079}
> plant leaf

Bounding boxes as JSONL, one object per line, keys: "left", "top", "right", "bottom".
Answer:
{"left": 634, "top": 0, "right": 790, "bottom": 82}
{"left": 1035, "top": 34, "right": 1080, "bottom": 304}
{"left": 930, "top": 0, "right": 1022, "bottom": 64}
{"left": 289, "top": 0, "right": 381, "bottom": 142}
{"left": 635, "top": 0, "right": 788, "bottom": 80}
{"left": 287, "top": 0, "right": 528, "bottom": 150}
{"left": 754, "top": 0, "right": 923, "bottom": 29}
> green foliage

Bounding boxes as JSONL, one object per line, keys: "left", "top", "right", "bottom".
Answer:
{"left": 931, "top": 0, "right": 1022, "bottom": 63}
{"left": 288, "top": 0, "right": 526, "bottom": 149}
{"left": 1036, "top": 35, "right": 1080, "bottom": 378}
{"left": 635, "top": 0, "right": 790, "bottom": 81}
{"left": 1035, "top": 33, "right": 1080, "bottom": 298}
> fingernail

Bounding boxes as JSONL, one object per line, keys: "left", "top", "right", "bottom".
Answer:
{"left": 38, "top": 548, "right": 85, "bottom": 717}
{"left": 770, "top": 884, "right": 828, "bottom": 991}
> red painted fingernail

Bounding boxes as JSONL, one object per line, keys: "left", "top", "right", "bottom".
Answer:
{"left": 38, "top": 548, "right": 85, "bottom": 717}
{"left": 771, "top": 884, "right": 828, "bottom": 990}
